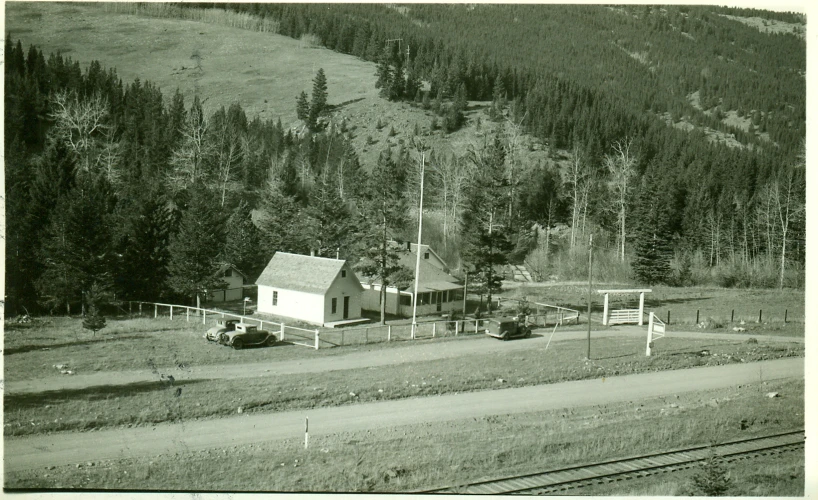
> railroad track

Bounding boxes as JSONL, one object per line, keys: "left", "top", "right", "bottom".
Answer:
{"left": 419, "top": 430, "right": 805, "bottom": 495}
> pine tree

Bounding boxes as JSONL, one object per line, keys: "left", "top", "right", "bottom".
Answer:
{"left": 83, "top": 305, "right": 107, "bottom": 336}
{"left": 631, "top": 165, "right": 674, "bottom": 285}
{"left": 355, "top": 149, "right": 411, "bottom": 324}
{"left": 295, "top": 90, "right": 310, "bottom": 122}
{"left": 221, "top": 200, "right": 266, "bottom": 281}
{"left": 257, "top": 178, "right": 309, "bottom": 255}
{"left": 308, "top": 68, "right": 328, "bottom": 130}
{"left": 461, "top": 129, "right": 512, "bottom": 312}
{"left": 166, "top": 183, "right": 228, "bottom": 308}
{"left": 690, "top": 448, "right": 732, "bottom": 496}
{"left": 36, "top": 173, "right": 115, "bottom": 314}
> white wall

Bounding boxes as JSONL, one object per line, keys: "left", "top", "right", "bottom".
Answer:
{"left": 324, "top": 269, "right": 363, "bottom": 322}
{"left": 257, "top": 285, "right": 325, "bottom": 325}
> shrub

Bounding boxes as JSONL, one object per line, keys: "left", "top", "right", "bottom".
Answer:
{"left": 689, "top": 448, "right": 732, "bottom": 496}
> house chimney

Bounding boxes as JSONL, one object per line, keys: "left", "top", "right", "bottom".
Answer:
{"left": 310, "top": 249, "right": 315, "bottom": 257}
{"left": 336, "top": 247, "right": 340, "bottom": 260}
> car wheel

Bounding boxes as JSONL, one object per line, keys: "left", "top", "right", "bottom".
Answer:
{"left": 265, "top": 335, "right": 276, "bottom": 347}
{"left": 525, "top": 328, "right": 532, "bottom": 338}
{"left": 502, "top": 333, "right": 509, "bottom": 341}
{"left": 232, "top": 338, "right": 244, "bottom": 350}
{"left": 219, "top": 333, "right": 229, "bottom": 344}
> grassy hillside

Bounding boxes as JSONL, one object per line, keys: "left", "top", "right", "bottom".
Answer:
{"left": 5, "top": 2, "right": 554, "bottom": 169}
{"left": 5, "top": 2, "right": 378, "bottom": 128}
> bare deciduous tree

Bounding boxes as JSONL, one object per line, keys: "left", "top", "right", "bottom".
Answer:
{"left": 168, "top": 103, "right": 212, "bottom": 192}
{"left": 567, "top": 144, "right": 592, "bottom": 249}
{"left": 603, "top": 138, "right": 637, "bottom": 261}
{"left": 49, "top": 91, "right": 111, "bottom": 173}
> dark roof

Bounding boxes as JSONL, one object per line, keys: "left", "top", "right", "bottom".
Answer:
{"left": 216, "top": 264, "right": 246, "bottom": 279}
{"left": 255, "top": 252, "right": 362, "bottom": 295}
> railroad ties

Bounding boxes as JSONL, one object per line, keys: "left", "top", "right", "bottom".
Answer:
{"left": 419, "top": 430, "right": 805, "bottom": 495}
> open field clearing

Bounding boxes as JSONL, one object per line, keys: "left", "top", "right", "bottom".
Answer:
{"left": 5, "top": 378, "right": 803, "bottom": 492}
{"left": 4, "top": 1, "right": 379, "bottom": 127}
{"left": 502, "top": 285, "right": 804, "bottom": 333}
{"left": 4, "top": 317, "right": 802, "bottom": 437}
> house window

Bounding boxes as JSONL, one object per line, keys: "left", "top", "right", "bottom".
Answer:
{"left": 400, "top": 294, "right": 412, "bottom": 306}
{"left": 424, "top": 252, "right": 430, "bottom": 259}
{"left": 224, "top": 269, "right": 232, "bottom": 277}
{"left": 341, "top": 270, "right": 347, "bottom": 278}
{"left": 272, "top": 291, "right": 278, "bottom": 306}
{"left": 332, "top": 298, "right": 337, "bottom": 314}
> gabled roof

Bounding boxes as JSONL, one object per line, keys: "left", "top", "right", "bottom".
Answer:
{"left": 216, "top": 263, "right": 247, "bottom": 279}
{"left": 256, "top": 252, "right": 362, "bottom": 295}
{"left": 362, "top": 245, "right": 462, "bottom": 293}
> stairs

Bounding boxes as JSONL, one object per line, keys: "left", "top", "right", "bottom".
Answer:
{"left": 509, "top": 264, "right": 533, "bottom": 282}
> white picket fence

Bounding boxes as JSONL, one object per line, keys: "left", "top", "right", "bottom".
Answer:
{"left": 128, "top": 301, "right": 319, "bottom": 349}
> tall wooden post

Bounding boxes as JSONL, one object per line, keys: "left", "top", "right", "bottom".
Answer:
{"left": 602, "top": 293, "right": 609, "bottom": 326}
{"left": 638, "top": 292, "right": 645, "bottom": 326}
{"left": 587, "top": 234, "right": 593, "bottom": 360}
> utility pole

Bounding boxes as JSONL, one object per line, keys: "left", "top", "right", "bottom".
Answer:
{"left": 586, "top": 234, "right": 593, "bottom": 360}
{"left": 411, "top": 142, "right": 426, "bottom": 339}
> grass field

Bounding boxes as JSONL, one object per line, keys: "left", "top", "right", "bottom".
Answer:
{"left": 501, "top": 284, "right": 804, "bottom": 331}
{"left": 5, "top": 379, "right": 803, "bottom": 492}
{"left": 4, "top": 315, "right": 803, "bottom": 437}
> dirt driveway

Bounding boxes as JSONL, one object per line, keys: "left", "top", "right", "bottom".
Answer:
{"left": 5, "top": 327, "right": 802, "bottom": 395}
{"left": 4, "top": 358, "right": 802, "bottom": 473}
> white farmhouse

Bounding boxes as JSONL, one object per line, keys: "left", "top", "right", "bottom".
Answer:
{"left": 255, "top": 252, "right": 365, "bottom": 326}
{"left": 361, "top": 242, "right": 465, "bottom": 317}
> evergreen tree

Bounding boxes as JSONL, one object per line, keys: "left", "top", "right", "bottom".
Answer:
{"left": 116, "top": 186, "right": 174, "bottom": 301}
{"left": 36, "top": 173, "right": 115, "bottom": 314}
{"left": 221, "top": 200, "right": 267, "bottom": 281}
{"left": 631, "top": 165, "right": 675, "bottom": 284}
{"left": 166, "top": 183, "right": 228, "bottom": 308}
{"left": 83, "top": 305, "right": 107, "bottom": 336}
{"left": 303, "top": 171, "right": 357, "bottom": 258}
{"left": 308, "top": 68, "right": 329, "bottom": 130}
{"left": 257, "top": 178, "right": 309, "bottom": 255}
{"left": 461, "top": 130, "right": 512, "bottom": 312}
{"left": 355, "top": 149, "right": 411, "bottom": 324}
{"left": 295, "top": 90, "right": 310, "bottom": 122}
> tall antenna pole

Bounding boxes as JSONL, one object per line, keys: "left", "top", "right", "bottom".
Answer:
{"left": 411, "top": 149, "right": 425, "bottom": 340}
{"left": 586, "top": 234, "right": 593, "bottom": 360}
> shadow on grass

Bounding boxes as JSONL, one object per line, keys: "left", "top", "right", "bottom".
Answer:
{"left": 4, "top": 334, "right": 153, "bottom": 356}
{"left": 4, "top": 379, "right": 208, "bottom": 409}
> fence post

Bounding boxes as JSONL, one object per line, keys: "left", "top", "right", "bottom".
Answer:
{"left": 314, "top": 330, "right": 320, "bottom": 350}
{"left": 387, "top": 325, "right": 391, "bottom": 342}
{"left": 455, "top": 320, "right": 459, "bottom": 336}
{"left": 170, "top": 306, "right": 173, "bottom": 321}
{"left": 731, "top": 310, "right": 734, "bottom": 323}
{"left": 186, "top": 307, "right": 190, "bottom": 322}
{"left": 784, "top": 309, "right": 788, "bottom": 323}
{"left": 203, "top": 310, "right": 206, "bottom": 325}
{"left": 667, "top": 310, "right": 670, "bottom": 325}
{"left": 280, "top": 323, "right": 285, "bottom": 342}
{"left": 475, "top": 319, "right": 479, "bottom": 332}
{"left": 258, "top": 320, "right": 263, "bottom": 330}
{"left": 696, "top": 310, "right": 699, "bottom": 324}
{"left": 758, "top": 309, "right": 762, "bottom": 323}
{"left": 432, "top": 322, "right": 437, "bottom": 337}
{"left": 154, "top": 304, "right": 158, "bottom": 318}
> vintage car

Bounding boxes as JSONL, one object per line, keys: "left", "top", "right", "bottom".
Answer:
{"left": 484, "top": 316, "right": 532, "bottom": 341}
{"left": 218, "top": 323, "right": 277, "bottom": 349}
{"left": 204, "top": 318, "right": 240, "bottom": 341}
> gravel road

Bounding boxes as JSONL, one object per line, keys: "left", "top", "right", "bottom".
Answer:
{"left": 5, "top": 358, "right": 803, "bottom": 473}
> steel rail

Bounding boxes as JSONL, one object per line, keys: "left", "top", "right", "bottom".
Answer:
{"left": 419, "top": 429, "right": 804, "bottom": 495}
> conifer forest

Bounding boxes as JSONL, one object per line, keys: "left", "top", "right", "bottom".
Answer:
{"left": 4, "top": 3, "right": 806, "bottom": 315}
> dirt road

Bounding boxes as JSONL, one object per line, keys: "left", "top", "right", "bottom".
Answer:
{"left": 5, "top": 358, "right": 803, "bottom": 473}
{"left": 5, "top": 327, "right": 801, "bottom": 395}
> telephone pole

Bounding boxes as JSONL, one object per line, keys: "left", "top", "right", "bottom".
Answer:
{"left": 586, "top": 234, "right": 593, "bottom": 360}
